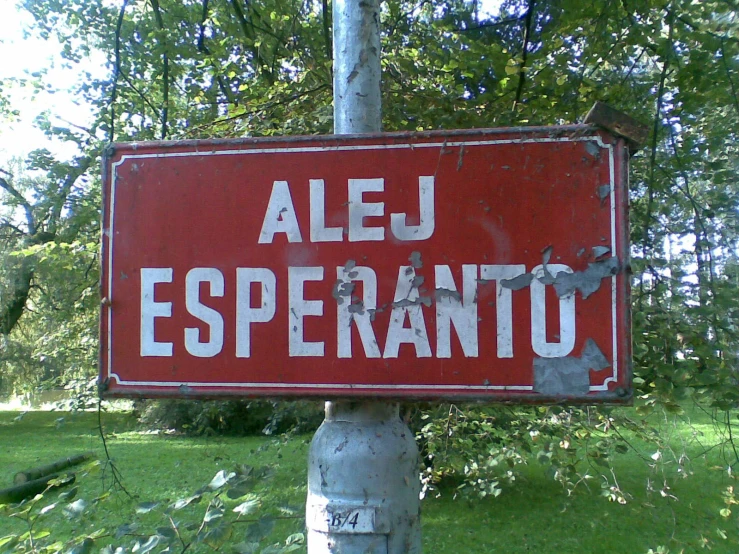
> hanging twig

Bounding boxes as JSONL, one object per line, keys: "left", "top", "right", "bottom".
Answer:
{"left": 197, "top": 0, "right": 235, "bottom": 105}
{"left": 640, "top": 13, "right": 673, "bottom": 305}
{"left": 97, "top": 398, "right": 134, "bottom": 497}
{"left": 228, "top": 0, "right": 275, "bottom": 84}
{"left": 720, "top": 38, "right": 739, "bottom": 117}
{"left": 149, "top": 0, "right": 169, "bottom": 139}
{"left": 110, "top": 0, "right": 130, "bottom": 143}
{"left": 513, "top": 0, "right": 536, "bottom": 110}
{"left": 120, "top": 73, "right": 160, "bottom": 115}
{"left": 197, "top": 0, "right": 210, "bottom": 52}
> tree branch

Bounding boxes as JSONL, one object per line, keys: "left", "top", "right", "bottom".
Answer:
{"left": 109, "top": 0, "right": 130, "bottom": 143}
{"left": 674, "top": 12, "right": 739, "bottom": 45}
{"left": 457, "top": 15, "right": 524, "bottom": 33}
{"left": 47, "top": 157, "right": 93, "bottom": 235}
{"left": 0, "top": 176, "right": 36, "bottom": 235}
{"left": 0, "top": 268, "right": 33, "bottom": 336}
{"left": 197, "top": 0, "right": 210, "bottom": 52}
{"left": 182, "top": 84, "right": 330, "bottom": 134}
{"left": 720, "top": 37, "right": 739, "bottom": 117}
{"left": 228, "top": 0, "right": 275, "bottom": 84}
{"left": 0, "top": 219, "right": 25, "bottom": 237}
{"left": 513, "top": 0, "right": 536, "bottom": 110}
{"left": 641, "top": 14, "right": 673, "bottom": 300}
{"left": 149, "top": 0, "right": 169, "bottom": 139}
{"left": 196, "top": 0, "right": 236, "bottom": 105}
{"left": 120, "top": 73, "right": 161, "bottom": 115}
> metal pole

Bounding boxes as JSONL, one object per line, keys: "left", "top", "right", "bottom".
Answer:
{"left": 305, "top": 0, "right": 422, "bottom": 552}
{"left": 331, "top": 0, "right": 381, "bottom": 135}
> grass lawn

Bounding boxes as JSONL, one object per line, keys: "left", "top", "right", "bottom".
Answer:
{"left": 1, "top": 406, "right": 738, "bottom": 553}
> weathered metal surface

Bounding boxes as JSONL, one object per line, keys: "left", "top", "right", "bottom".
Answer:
{"left": 308, "top": 1, "right": 420, "bottom": 552}
{"left": 306, "top": 402, "right": 421, "bottom": 554}
{"left": 100, "top": 124, "right": 631, "bottom": 403}
{"left": 584, "top": 101, "right": 649, "bottom": 153}
{"left": 332, "top": 0, "right": 381, "bottom": 135}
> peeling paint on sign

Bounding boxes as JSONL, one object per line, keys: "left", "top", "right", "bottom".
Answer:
{"left": 101, "top": 127, "right": 631, "bottom": 401}
{"left": 592, "top": 246, "right": 611, "bottom": 259}
{"left": 408, "top": 251, "right": 423, "bottom": 269}
{"left": 552, "top": 257, "right": 620, "bottom": 299}
{"left": 597, "top": 184, "right": 611, "bottom": 201}
{"left": 501, "top": 273, "right": 534, "bottom": 290}
{"left": 533, "top": 339, "right": 610, "bottom": 396}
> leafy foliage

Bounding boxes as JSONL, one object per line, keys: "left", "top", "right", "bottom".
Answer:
{"left": 1, "top": 1, "right": 739, "bottom": 548}
{"left": 137, "top": 399, "right": 323, "bottom": 436}
{"left": 2, "top": 0, "right": 737, "bottom": 401}
{"left": 0, "top": 460, "right": 306, "bottom": 554}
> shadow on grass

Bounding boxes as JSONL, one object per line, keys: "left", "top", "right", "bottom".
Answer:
{"left": 1, "top": 408, "right": 738, "bottom": 553}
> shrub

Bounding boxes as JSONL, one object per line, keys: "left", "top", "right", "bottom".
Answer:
{"left": 137, "top": 399, "right": 324, "bottom": 436}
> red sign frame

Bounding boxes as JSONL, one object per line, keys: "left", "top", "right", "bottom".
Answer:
{"left": 100, "top": 125, "right": 631, "bottom": 402}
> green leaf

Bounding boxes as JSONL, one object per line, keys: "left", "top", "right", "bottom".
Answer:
{"left": 200, "top": 522, "right": 232, "bottom": 548}
{"left": 133, "top": 535, "right": 162, "bottom": 554}
{"left": 63, "top": 498, "right": 87, "bottom": 519}
{"left": 65, "top": 538, "right": 94, "bottom": 554}
{"left": 227, "top": 486, "right": 252, "bottom": 499}
{"left": 0, "top": 536, "right": 19, "bottom": 551}
{"left": 115, "top": 523, "right": 138, "bottom": 539}
{"left": 233, "top": 495, "right": 260, "bottom": 517}
{"left": 38, "top": 502, "right": 57, "bottom": 515}
{"left": 136, "top": 501, "right": 159, "bottom": 514}
{"left": 204, "top": 505, "right": 224, "bottom": 523}
{"left": 245, "top": 515, "right": 275, "bottom": 542}
{"left": 285, "top": 533, "right": 305, "bottom": 546}
{"left": 208, "top": 469, "right": 235, "bottom": 491}
{"left": 233, "top": 542, "right": 260, "bottom": 554}
{"left": 278, "top": 504, "right": 300, "bottom": 516}
{"left": 156, "top": 526, "right": 177, "bottom": 539}
{"left": 170, "top": 494, "right": 201, "bottom": 510}
{"left": 58, "top": 486, "right": 78, "bottom": 501}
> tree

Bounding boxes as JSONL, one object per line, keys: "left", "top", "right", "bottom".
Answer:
{"left": 0, "top": 0, "right": 738, "bottom": 500}
{"left": 0, "top": 153, "right": 98, "bottom": 396}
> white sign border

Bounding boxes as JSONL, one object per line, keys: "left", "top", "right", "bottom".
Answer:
{"left": 104, "top": 135, "right": 619, "bottom": 393}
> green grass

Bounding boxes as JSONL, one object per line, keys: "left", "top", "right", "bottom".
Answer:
{"left": 0, "top": 407, "right": 738, "bottom": 553}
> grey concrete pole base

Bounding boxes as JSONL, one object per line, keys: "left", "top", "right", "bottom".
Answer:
{"left": 306, "top": 401, "right": 422, "bottom": 554}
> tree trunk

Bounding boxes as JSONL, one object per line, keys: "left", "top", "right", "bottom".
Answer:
{"left": 13, "top": 452, "right": 93, "bottom": 484}
{"left": 0, "top": 473, "right": 75, "bottom": 505}
{"left": 0, "top": 266, "right": 33, "bottom": 336}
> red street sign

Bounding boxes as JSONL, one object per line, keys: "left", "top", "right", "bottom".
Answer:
{"left": 100, "top": 126, "right": 631, "bottom": 402}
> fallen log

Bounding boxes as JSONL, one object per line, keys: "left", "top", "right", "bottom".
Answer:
{"left": 13, "top": 452, "right": 93, "bottom": 485}
{"left": 0, "top": 473, "right": 75, "bottom": 504}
